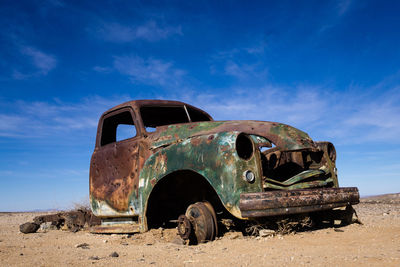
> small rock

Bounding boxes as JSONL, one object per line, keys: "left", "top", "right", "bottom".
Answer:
{"left": 40, "top": 222, "right": 52, "bottom": 231}
{"left": 19, "top": 222, "right": 40, "bottom": 234}
{"left": 89, "top": 256, "right": 100, "bottom": 260}
{"left": 224, "top": 231, "right": 243, "bottom": 240}
{"left": 334, "top": 228, "right": 344, "bottom": 232}
{"left": 383, "top": 212, "right": 389, "bottom": 216}
{"left": 110, "top": 251, "right": 119, "bottom": 257}
{"left": 103, "top": 240, "right": 108, "bottom": 243}
{"left": 121, "top": 242, "right": 129, "bottom": 246}
{"left": 75, "top": 243, "right": 90, "bottom": 249}
{"left": 20, "top": 253, "right": 24, "bottom": 256}
{"left": 259, "top": 229, "right": 275, "bottom": 237}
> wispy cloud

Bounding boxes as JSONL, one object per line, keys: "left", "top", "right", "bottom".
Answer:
{"left": 224, "top": 61, "right": 268, "bottom": 80}
{"left": 93, "top": 20, "right": 182, "bottom": 43}
{"left": 211, "top": 42, "right": 268, "bottom": 82}
{"left": 0, "top": 96, "right": 129, "bottom": 138}
{"left": 93, "top": 66, "right": 112, "bottom": 74}
{"left": 180, "top": 85, "right": 328, "bottom": 125}
{"left": 173, "top": 81, "right": 400, "bottom": 145}
{"left": 318, "top": 0, "right": 353, "bottom": 34}
{"left": 340, "top": 88, "right": 400, "bottom": 143}
{"left": 13, "top": 46, "right": 57, "bottom": 79}
{"left": 113, "top": 55, "right": 186, "bottom": 86}
{"left": 21, "top": 46, "right": 57, "bottom": 74}
{"left": 337, "top": 0, "right": 352, "bottom": 16}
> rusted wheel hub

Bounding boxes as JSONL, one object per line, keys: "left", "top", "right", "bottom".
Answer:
{"left": 185, "top": 201, "right": 217, "bottom": 244}
{"left": 177, "top": 215, "right": 192, "bottom": 240}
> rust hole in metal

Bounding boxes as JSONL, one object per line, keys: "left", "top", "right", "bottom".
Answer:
{"left": 236, "top": 133, "right": 253, "bottom": 160}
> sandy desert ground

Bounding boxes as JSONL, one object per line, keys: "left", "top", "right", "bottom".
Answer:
{"left": 1, "top": 194, "right": 399, "bottom": 267}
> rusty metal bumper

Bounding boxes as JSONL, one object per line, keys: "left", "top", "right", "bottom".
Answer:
{"left": 239, "top": 187, "right": 359, "bottom": 218}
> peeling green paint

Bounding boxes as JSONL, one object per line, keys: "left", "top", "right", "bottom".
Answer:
{"left": 140, "top": 132, "right": 262, "bottom": 224}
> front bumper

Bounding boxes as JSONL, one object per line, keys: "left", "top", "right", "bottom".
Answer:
{"left": 239, "top": 187, "right": 359, "bottom": 218}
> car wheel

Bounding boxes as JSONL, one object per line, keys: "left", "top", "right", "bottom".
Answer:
{"left": 177, "top": 201, "right": 217, "bottom": 244}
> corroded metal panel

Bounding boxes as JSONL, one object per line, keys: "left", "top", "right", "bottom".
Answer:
{"left": 149, "top": 120, "right": 315, "bottom": 152}
{"left": 239, "top": 187, "right": 360, "bottom": 217}
{"left": 89, "top": 107, "right": 140, "bottom": 216}
{"left": 139, "top": 132, "right": 263, "bottom": 224}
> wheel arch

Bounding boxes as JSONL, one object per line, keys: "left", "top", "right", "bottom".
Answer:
{"left": 143, "top": 169, "right": 226, "bottom": 230}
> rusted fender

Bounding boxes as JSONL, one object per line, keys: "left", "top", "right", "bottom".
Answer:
{"left": 138, "top": 132, "right": 263, "bottom": 230}
{"left": 149, "top": 120, "right": 315, "bottom": 151}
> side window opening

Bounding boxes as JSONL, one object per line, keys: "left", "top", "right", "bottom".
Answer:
{"left": 101, "top": 110, "right": 137, "bottom": 146}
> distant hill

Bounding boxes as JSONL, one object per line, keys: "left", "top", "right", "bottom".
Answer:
{"left": 361, "top": 193, "right": 400, "bottom": 204}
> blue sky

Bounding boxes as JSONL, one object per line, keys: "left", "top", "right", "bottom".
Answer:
{"left": 1, "top": 0, "right": 400, "bottom": 211}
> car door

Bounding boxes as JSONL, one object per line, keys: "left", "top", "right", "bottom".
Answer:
{"left": 90, "top": 107, "right": 140, "bottom": 215}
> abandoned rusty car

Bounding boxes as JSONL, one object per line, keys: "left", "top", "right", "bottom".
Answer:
{"left": 89, "top": 100, "right": 359, "bottom": 243}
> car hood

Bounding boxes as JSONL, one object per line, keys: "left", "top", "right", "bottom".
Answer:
{"left": 148, "top": 120, "right": 316, "bottom": 151}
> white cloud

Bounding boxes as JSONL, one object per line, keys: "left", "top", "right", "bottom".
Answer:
{"left": 170, "top": 82, "right": 400, "bottom": 145}
{"left": 21, "top": 46, "right": 57, "bottom": 75}
{"left": 245, "top": 42, "right": 267, "bottom": 55}
{"left": 12, "top": 70, "right": 31, "bottom": 80}
{"left": 95, "top": 20, "right": 182, "bottom": 43}
{"left": 337, "top": 0, "right": 352, "bottom": 16}
{"left": 93, "top": 66, "right": 112, "bottom": 73}
{"left": 0, "top": 96, "right": 129, "bottom": 138}
{"left": 211, "top": 43, "right": 268, "bottom": 81}
{"left": 113, "top": 55, "right": 185, "bottom": 86}
{"left": 339, "top": 89, "right": 400, "bottom": 143}
{"left": 12, "top": 46, "right": 57, "bottom": 79}
{"left": 181, "top": 85, "right": 328, "bottom": 126}
{"left": 224, "top": 61, "right": 268, "bottom": 80}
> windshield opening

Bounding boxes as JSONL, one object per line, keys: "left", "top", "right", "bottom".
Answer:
{"left": 140, "top": 105, "right": 211, "bottom": 130}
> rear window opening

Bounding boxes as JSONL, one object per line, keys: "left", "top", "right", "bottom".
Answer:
{"left": 101, "top": 110, "right": 137, "bottom": 146}
{"left": 140, "top": 105, "right": 211, "bottom": 130}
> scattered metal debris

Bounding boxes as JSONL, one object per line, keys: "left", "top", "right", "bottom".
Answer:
{"left": 75, "top": 243, "right": 90, "bottom": 249}
{"left": 19, "top": 209, "right": 100, "bottom": 234}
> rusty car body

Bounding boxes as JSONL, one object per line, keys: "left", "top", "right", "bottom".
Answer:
{"left": 89, "top": 100, "right": 359, "bottom": 242}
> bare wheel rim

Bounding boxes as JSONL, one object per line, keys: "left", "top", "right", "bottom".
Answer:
{"left": 185, "top": 202, "right": 216, "bottom": 243}
{"left": 203, "top": 201, "right": 218, "bottom": 237}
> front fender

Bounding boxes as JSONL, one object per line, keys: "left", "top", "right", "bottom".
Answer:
{"left": 138, "top": 132, "right": 263, "bottom": 227}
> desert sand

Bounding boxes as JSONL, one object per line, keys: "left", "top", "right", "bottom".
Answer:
{"left": 1, "top": 194, "right": 399, "bottom": 266}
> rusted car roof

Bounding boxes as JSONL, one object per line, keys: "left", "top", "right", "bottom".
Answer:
{"left": 101, "top": 99, "right": 213, "bottom": 120}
